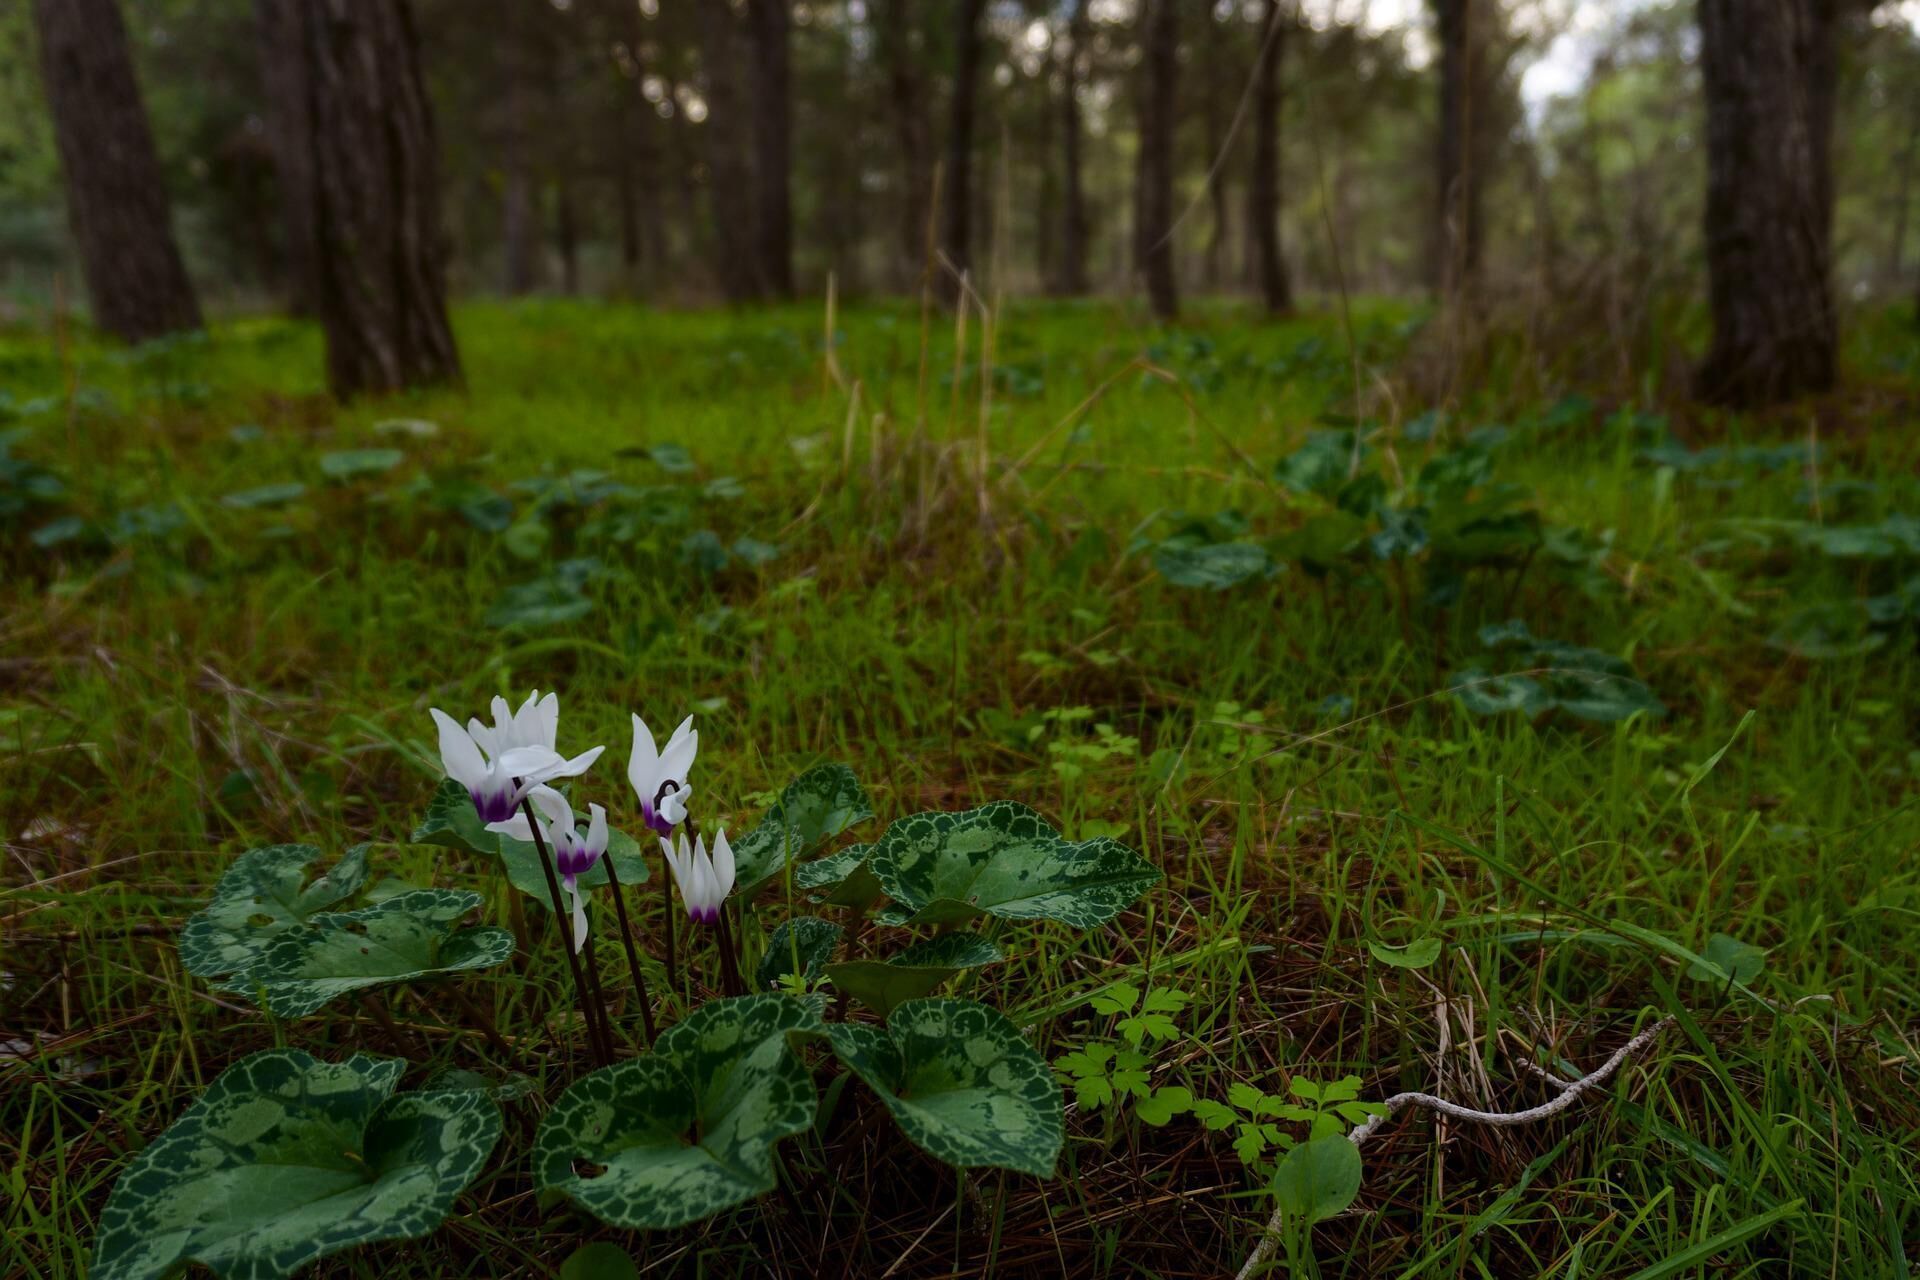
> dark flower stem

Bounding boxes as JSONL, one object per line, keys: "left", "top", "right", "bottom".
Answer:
{"left": 598, "top": 853, "right": 657, "bottom": 1045}
{"left": 579, "top": 929, "right": 617, "bottom": 1061}
{"left": 715, "top": 904, "right": 745, "bottom": 996}
{"left": 517, "top": 786, "right": 607, "bottom": 1069}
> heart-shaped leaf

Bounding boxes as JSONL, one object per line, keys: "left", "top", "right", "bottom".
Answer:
{"left": 1269, "top": 1134, "right": 1362, "bottom": 1226}
{"left": 220, "top": 482, "right": 307, "bottom": 510}
{"left": 730, "top": 764, "right": 876, "bottom": 891}
{"left": 1154, "top": 541, "right": 1275, "bottom": 590}
{"left": 794, "top": 841, "right": 883, "bottom": 906}
{"left": 560, "top": 1242, "right": 640, "bottom": 1280}
{"left": 178, "top": 844, "right": 369, "bottom": 979}
{"left": 1367, "top": 936, "right": 1442, "bottom": 970}
{"left": 1686, "top": 932, "right": 1767, "bottom": 985}
{"left": 823, "top": 932, "right": 1003, "bottom": 1017}
{"left": 825, "top": 998, "right": 1062, "bottom": 1177}
{"left": 319, "top": 448, "right": 404, "bottom": 480}
{"left": 90, "top": 1049, "right": 501, "bottom": 1280}
{"left": 756, "top": 916, "right": 844, "bottom": 991}
{"left": 218, "top": 889, "right": 513, "bottom": 1017}
{"left": 868, "top": 802, "right": 1160, "bottom": 929}
{"left": 534, "top": 993, "right": 821, "bottom": 1230}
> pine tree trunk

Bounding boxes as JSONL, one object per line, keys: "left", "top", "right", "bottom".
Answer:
{"left": 554, "top": 172, "right": 579, "bottom": 296}
{"left": 1136, "top": 0, "right": 1179, "bottom": 320}
{"left": 880, "top": 0, "right": 929, "bottom": 288}
{"left": 1696, "top": 0, "right": 1837, "bottom": 405}
{"left": 699, "top": 0, "right": 761, "bottom": 302}
{"left": 297, "top": 0, "right": 460, "bottom": 398}
{"left": 32, "top": 0, "right": 201, "bottom": 343}
{"left": 254, "top": 0, "right": 316, "bottom": 315}
{"left": 1056, "top": 0, "right": 1091, "bottom": 296}
{"left": 1432, "top": 0, "right": 1484, "bottom": 299}
{"left": 1249, "top": 0, "right": 1292, "bottom": 314}
{"left": 747, "top": 0, "right": 793, "bottom": 298}
{"left": 941, "top": 0, "right": 987, "bottom": 301}
{"left": 501, "top": 41, "right": 537, "bottom": 295}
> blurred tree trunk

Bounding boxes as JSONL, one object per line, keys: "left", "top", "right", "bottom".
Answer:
{"left": 1036, "top": 40, "right": 1056, "bottom": 289}
{"left": 502, "top": 42, "right": 537, "bottom": 295}
{"left": 1135, "top": 0, "right": 1178, "bottom": 320}
{"left": 32, "top": 0, "right": 202, "bottom": 343}
{"left": 1431, "top": 0, "right": 1486, "bottom": 300}
{"left": 699, "top": 0, "right": 761, "bottom": 301}
{"left": 295, "top": 0, "right": 460, "bottom": 398}
{"left": 941, "top": 0, "right": 987, "bottom": 302}
{"left": 554, "top": 172, "right": 578, "bottom": 295}
{"left": 1695, "top": 0, "right": 1837, "bottom": 405}
{"left": 746, "top": 0, "right": 793, "bottom": 298}
{"left": 254, "top": 0, "right": 316, "bottom": 315}
{"left": 1202, "top": 9, "right": 1229, "bottom": 290}
{"left": 1248, "top": 0, "right": 1293, "bottom": 314}
{"left": 880, "top": 0, "right": 929, "bottom": 288}
{"left": 1055, "top": 0, "right": 1091, "bottom": 296}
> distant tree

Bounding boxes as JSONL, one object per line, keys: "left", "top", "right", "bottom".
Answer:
{"left": 1248, "top": 0, "right": 1293, "bottom": 314}
{"left": 1431, "top": 0, "right": 1491, "bottom": 299}
{"left": 1054, "top": 0, "right": 1092, "bottom": 295}
{"left": 31, "top": 0, "right": 201, "bottom": 342}
{"left": 252, "top": 0, "right": 315, "bottom": 314}
{"left": 1695, "top": 0, "right": 1837, "bottom": 405}
{"left": 747, "top": 0, "right": 793, "bottom": 297}
{"left": 283, "top": 0, "right": 459, "bottom": 397}
{"left": 941, "top": 0, "right": 988, "bottom": 300}
{"left": 1136, "top": 0, "right": 1178, "bottom": 319}
{"left": 879, "top": 0, "right": 931, "bottom": 287}
{"left": 699, "top": 0, "right": 761, "bottom": 301}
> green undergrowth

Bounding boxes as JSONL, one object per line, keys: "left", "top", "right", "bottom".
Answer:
{"left": 3, "top": 296, "right": 1917, "bottom": 1277}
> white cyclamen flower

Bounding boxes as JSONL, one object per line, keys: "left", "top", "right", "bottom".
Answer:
{"left": 489, "top": 786, "right": 607, "bottom": 953}
{"left": 660, "top": 828, "right": 734, "bottom": 925}
{"left": 430, "top": 690, "right": 604, "bottom": 824}
{"left": 628, "top": 713, "right": 697, "bottom": 836}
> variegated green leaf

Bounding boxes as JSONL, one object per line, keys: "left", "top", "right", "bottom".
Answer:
{"left": 534, "top": 994, "right": 821, "bottom": 1230}
{"left": 755, "top": 916, "right": 844, "bottom": 990}
{"left": 218, "top": 889, "right": 513, "bottom": 1018}
{"left": 91, "top": 1049, "right": 501, "bottom": 1280}
{"left": 795, "top": 841, "right": 884, "bottom": 906}
{"left": 867, "top": 802, "right": 1159, "bottom": 929}
{"left": 823, "top": 932, "right": 1003, "bottom": 1017}
{"left": 178, "top": 844, "right": 369, "bottom": 979}
{"left": 826, "top": 997, "right": 1061, "bottom": 1177}
{"left": 411, "top": 777, "right": 495, "bottom": 855}
{"left": 730, "top": 764, "right": 875, "bottom": 890}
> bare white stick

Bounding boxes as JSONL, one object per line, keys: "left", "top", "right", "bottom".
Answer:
{"left": 1234, "top": 1018, "right": 1673, "bottom": 1280}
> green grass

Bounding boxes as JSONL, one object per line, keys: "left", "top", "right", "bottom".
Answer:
{"left": 3, "top": 295, "right": 1918, "bottom": 1278}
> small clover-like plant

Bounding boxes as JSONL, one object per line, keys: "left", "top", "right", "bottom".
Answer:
{"left": 1195, "top": 1075, "right": 1387, "bottom": 1173}
{"left": 1053, "top": 983, "right": 1195, "bottom": 1133}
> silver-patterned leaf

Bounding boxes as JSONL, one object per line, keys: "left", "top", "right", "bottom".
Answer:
{"left": 823, "top": 932, "right": 1003, "bottom": 1017}
{"left": 730, "top": 764, "right": 876, "bottom": 890}
{"left": 91, "top": 1049, "right": 501, "bottom": 1280}
{"left": 178, "top": 844, "right": 369, "bottom": 979}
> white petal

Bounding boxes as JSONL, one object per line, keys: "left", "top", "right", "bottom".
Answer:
{"left": 498, "top": 744, "right": 565, "bottom": 780}
{"left": 486, "top": 813, "right": 536, "bottom": 842}
{"left": 432, "top": 709, "right": 487, "bottom": 787}
{"left": 656, "top": 722, "right": 698, "bottom": 787}
{"left": 550, "top": 744, "right": 605, "bottom": 779}
{"left": 524, "top": 784, "right": 573, "bottom": 829}
{"left": 657, "top": 784, "right": 690, "bottom": 827}
{"left": 535, "top": 691, "right": 559, "bottom": 750}
{"left": 568, "top": 881, "right": 588, "bottom": 953}
{"left": 691, "top": 846, "right": 714, "bottom": 916}
{"left": 660, "top": 834, "right": 688, "bottom": 894}
{"left": 628, "top": 713, "right": 660, "bottom": 795}
{"left": 489, "top": 696, "right": 514, "bottom": 740}
{"left": 466, "top": 715, "right": 499, "bottom": 760}
{"left": 586, "top": 803, "right": 609, "bottom": 857}
{"left": 710, "top": 827, "right": 735, "bottom": 901}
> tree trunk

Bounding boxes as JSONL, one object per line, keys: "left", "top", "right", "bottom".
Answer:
{"left": 1432, "top": 0, "right": 1485, "bottom": 300}
{"left": 1056, "top": 0, "right": 1091, "bottom": 296}
{"left": 1202, "top": 9, "right": 1229, "bottom": 290}
{"left": 699, "top": 0, "right": 761, "bottom": 301}
{"left": 254, "top": 0, "right": 316, "bottom": 316}
{"left": 297, "top": 0, "right": 460, "bottom": 398}
{"left": 32, "top": 0, "right": 201, "bottom": 343}
{"left": 746, "top": 0, "right": 793, "bottom": 298}
{"left": 554, "top": 173, "right": 578, "bottom": 296}
{"left": 880, "top": 0, "right": 929, "bottom": 288}
{"left": 1695, "top": 0, "right": 1837, "bottom": 405}
{"left": 1136, "top": 0, "right": 1178, "bottom": 320}
{"left": 941, "top": 0, "right": 987, "bottom": 302}
{"left": 1249, "top": 0, "right": 1292, "bottom": 314}
{"left": 501, "top": 41, "right": 537, "bottom": 295}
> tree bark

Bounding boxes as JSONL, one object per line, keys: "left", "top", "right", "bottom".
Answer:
{"left": 254, "top": 0, "right": 317, "bottom": 316}
{"left": 297, "top": 0, "right": 461, "bottom": 398}
{"left": 1695, "top": 0, "right": 1837, "bottom": 405}
{"left": 941, "top": 0, "right": 988, "bottom": 301}
{"left": 1248, "top": 0, "right": 1292, "bottom": 314}
{"left": 1136, "top": 0, "right": 1178, "bottom": 320}
{"left": 1055, "top": 0, "right": 1091, "bottom": 296}
{"left": 501, "top": 38, "right": 538, "bottom": 295}
{"left": 746, "top": 0, "right": 793, "bottom": 298}
{"left": 880, "top": 0, "right": 929, "bottom": 287}
{"left": 1432, "top": 0, "right": 1485, "bottom": 300}
{"left": 32, "top": 0, "right": 201, "bottom": 343}
{"left": 699, "top": 0, "right": 761, "bottom": 301}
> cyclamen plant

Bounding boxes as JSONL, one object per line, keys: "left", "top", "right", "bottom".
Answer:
{"left": 91, "top": 688, "right": 1165, "bottom": 1280}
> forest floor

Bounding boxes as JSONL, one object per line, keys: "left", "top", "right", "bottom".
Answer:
{"left": 3, "top": 297, "right": 1919, "bottom": 1278}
